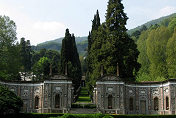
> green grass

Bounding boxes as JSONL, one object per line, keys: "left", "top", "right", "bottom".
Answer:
{"left": 77, "top": 96, "right": 91, "bottom": 102}
{"left": 76, "top": 87, "right": 91, "bottom": 103}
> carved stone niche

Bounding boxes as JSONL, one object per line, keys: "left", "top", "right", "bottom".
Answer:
{"left": 55, "top": 87, "right": 62, "bottom": 93}
{"left": 56, "top": 87, "right": 61, "bottom": 91}
{"left": 152, "top": 88, "right": 159, "bottom": 96}
{"left": 139, "top": 88, "right": 147, "bottom": 96}
{"left": 107, "top": 87, "right": 113, "bottom": 92}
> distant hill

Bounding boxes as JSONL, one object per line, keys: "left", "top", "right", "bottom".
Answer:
{"left": 32, "top": 37, "right": 88, "bottom": 56}
{"left": 32, "top": 13, "right": 176, "bottom": 56}
{"left": 39, "top": 36, "right": 87, "bottom": 45}
{"left": 127, "top": 13, "right": 176, "bottom": 35}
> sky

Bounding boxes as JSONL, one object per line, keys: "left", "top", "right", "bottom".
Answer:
{"left": 0, "top": 0, "right": 176, "bottom": 45}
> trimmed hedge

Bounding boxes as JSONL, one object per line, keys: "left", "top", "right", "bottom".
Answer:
{"left": 1, "top": 113, "right": 63, "bottom": 118}
{"left": 3, "top": 113, "right": 176, "bottom": 118}
{"left": 52, "top": 114, "right": 176, "bottom": 118}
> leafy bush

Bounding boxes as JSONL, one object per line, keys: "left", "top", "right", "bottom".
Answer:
{"left": 0, "top": 85, "right": 23, "bottom": 114}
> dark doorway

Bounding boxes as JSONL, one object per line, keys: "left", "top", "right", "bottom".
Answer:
{"left": 129, "top": 97, "right": 133, "bottom": 111}
{"left": 34, "top": 96, "right": 39, "bottom": 109}
{"left": 108, "top": 95, "right": 113, "bottom": 109}
{"left": 154, "top": 97, "right": 159, "bottom": 111}
{"left": 55, "top": 94, "right": 60, "bottom": 108}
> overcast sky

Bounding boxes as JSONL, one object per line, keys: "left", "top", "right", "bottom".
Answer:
{"left": 0, "top": 0, "right": 176, "bottom": 45}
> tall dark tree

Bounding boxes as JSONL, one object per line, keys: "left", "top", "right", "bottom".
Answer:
{"left": 86, "top": 1, "right": 139, "bottom": 97}
{"left": 106, "top": 0, "right": 128, "bottom": 32}
{"left": 25, "top": 40, "right": 32, "bottom": 71}
{"left": 60, "top": 29, "right": 82, "bottom": 91}
{"left": 92, "top": 10, "right": 101, "bottom": 31}
{"left": 19, "top": 38, "right": 26, "bottom": 71}
{"left": 86, "top": 10, "right": 101, "bottom": 95}
{"left": 104, "top": 0, "right": 139, "bottom": 79}
{"left": 19, "top": 38, "right": 32, "bottom": 74}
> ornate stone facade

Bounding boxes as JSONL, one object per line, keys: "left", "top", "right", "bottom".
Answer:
{"left": 0, "top": 75, "right": 74, "bottom": 113}
{"left": 94, "top": 75, "right": 176, "bottom": 115}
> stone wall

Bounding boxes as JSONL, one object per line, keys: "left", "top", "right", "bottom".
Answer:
{"left": 95, "top": 75, "right": 176, "bottom": 115}
{"left": 0, "top": 75, "right": 73, "bottom": 113}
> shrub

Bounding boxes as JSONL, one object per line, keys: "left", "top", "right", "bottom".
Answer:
{"left": 0, "top": 85, "right": 23, "bottom": 114}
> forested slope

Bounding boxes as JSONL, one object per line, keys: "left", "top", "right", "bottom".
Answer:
{"left": 131, "top": 15, "right": 176, "bottom": 82}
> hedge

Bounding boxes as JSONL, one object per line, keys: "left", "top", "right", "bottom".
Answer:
{"left": 1, "top": 113, "right": 63, "bottom": 118}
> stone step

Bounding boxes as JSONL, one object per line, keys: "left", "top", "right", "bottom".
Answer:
{"left": 69, "top": 108, "right": 98, "bottom": 114}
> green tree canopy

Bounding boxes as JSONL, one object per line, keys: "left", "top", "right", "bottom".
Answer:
{"left": 0, "top": 15, "right": 21, "bottom": 80}
{"left": 167, "top": 28, "right": 176, "bottom": 78}
{"left": 32, "top": 49, "right": 60, "bottom": 75}
{"left": 32, "top": 57, "right": 50, "bottom": 80}
{"left": 146, "top": 26, "right": 171, "bottom": 79}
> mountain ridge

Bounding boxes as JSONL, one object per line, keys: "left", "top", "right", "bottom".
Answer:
{"left": 127, "top": 13, "right": 176, "bottom": 35}
{"left": 32, "top": 13, "right": 176, "bottom": 56}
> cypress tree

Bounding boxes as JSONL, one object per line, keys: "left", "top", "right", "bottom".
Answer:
{"left": 19, "top": 38, "right": 32, "bottom": 72}
{"left": 25, "top": 40, "right": 32, "bottom": 71}
{"left": 86, "top": 10, "right": 101, "bottom": 95}
{"left": 19, "top": 38, "right": 26, "bottom": 71}
{"left": 60, "top": 29, "right": 70, "bottom": 74}
{"left": 60, "top": 29, "right": 82, "bottom": 91}
{"left": 104, "top": 0, "right": 139, "bottom": 79}
{"left": 106, "top": 0, "right": 128, "bottom": 32}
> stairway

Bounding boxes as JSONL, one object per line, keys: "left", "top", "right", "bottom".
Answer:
{"left": 76, "top": 87, "right": 91, "bottom": 103}
{"left": 70, "top": 87, "right": 97, "bottom": 114}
